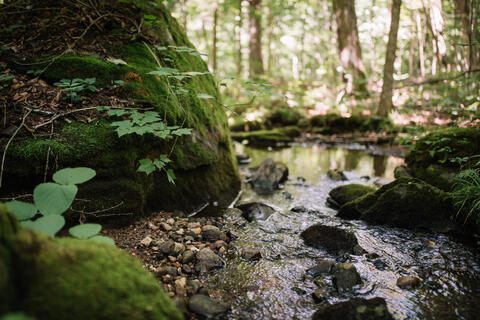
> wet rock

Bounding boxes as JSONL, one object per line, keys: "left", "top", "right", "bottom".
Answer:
{"left": 173, "top": 297, "right": 188, "bottom": 315}
{"left": 312, "top": 297, "right": 393, "bottom": 320}
{"left": 372, "top": 260, "right": 387, "bottom": 271}
{"left": 291, "top": 206, "right": 308, "bottom": 213}
{"left": 195, "top": 248, "right": 224, "bottom": 273}
{"left": 300, "top": 224, "right": 360, "bottom": 254}
{"left": 250, "top": 158, "right": 289, "bottom": 192}
{"left": 297, "top": 177, "right": 307, "bottom": 183}
{"left": 236, "top": 153, "right": 251, "bottom": 165}
{"left": 241, "top": 248, "right": 262, "bottom": 261}
{"left": 159, "top": 240, "right": 176, "bottom": 255}
{"left": 393, "top": 165, "right": 412, "bottom": 179}
{"left": 172, "top": 242, "right": 185, "bottom": 255}
{"left": 332, "top": 263, "right": 362, "bottom": 292}
{"left": 327, "top": 169, "right": 348, "bottom": 181}
{"left": 188, "top": 294, "right": 230, "bottom": 318}
{"left": 312, "top": 289, "right": 326, "bottom": 303}
{"left": 201, "top": 225, "right": 223, "bottom": 242}
{"left": 306, "top": 260, "right": 335, "bottom": 276}
{"left": 281, "top": 191, "right": 293, "bottom": 200}
{"left": 292, "top": 287, "right": 307, "bottom": 295}
{"left": 236, "top": 202, "right": 275, "bottom": 222}
{"left": 139, "top": 236, "right": 153, "bottom": 247}
{"left": 327, "top": 184, "right": 375, "bottom": 208}
{"left": 337, "top": 178, "right": 456, "bottom": 232}
{"left": 157, "top": 265, "right": 178, "bottom": 277}
{"left": 396, "top": 276, "right": 420, "bottom": 289}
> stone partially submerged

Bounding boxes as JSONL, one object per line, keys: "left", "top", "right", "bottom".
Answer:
{"left": 300, "top": 224, "right": 360, "bottom": 254}
{"left": 327, "top": 184, "right": 375, "bottom": 208}
{"left": 312, "top": 297, "right": 393, "bottom": 320}
{"left": 250, "top": 158, "right": 289, "bottom": 193}
{"left": 337, "top": 178, "right": 456, "bottom": 232}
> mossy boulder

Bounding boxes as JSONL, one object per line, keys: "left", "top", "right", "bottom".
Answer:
{"left": 405, "top": 128, "right": 480, "bottom": 190}
{"left": 231, "top": 127, "right": 300, "bottom": 147}
{"left": 309, "top": 114, "right": 392, "bottom": 134}
{"left": 0, "top": 206, "right": 182, "bottom": 320}
{"left": 327, "top": 184, "right": 375, "bottom": 208}
{"left": 1, "top": 1, "right": 241, "bottom": 215}
{"left": 337, "top": 178, "right": 456, "bottom": 232}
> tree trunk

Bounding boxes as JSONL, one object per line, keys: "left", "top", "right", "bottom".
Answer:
{"left": 332, "top": 0, "right": 367, "bottom": 94}
{"left": 415, "top": 11, "right": 426, "bottom": 77}
{"left": 236, "top": 0, "right": 243, "bottom": 78}
{"left": 377, "top": 0, "right": 402, "bottom": 117}
{"left": 180, "top": 0, "right": 188, "bottom": 31}
{"left": 265, "top": 0, "right": 274, "bottom": 75}
{"left": 422, "top": 0, "right": 447, "bottom": 73}
{"left": 248, "top": 0, "right": 264, "bottom": 77}
{"left": 211, "top": 0, "right": 218, "bottom": 73}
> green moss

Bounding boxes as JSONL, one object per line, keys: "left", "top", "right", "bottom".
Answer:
{"left": 0, "top": 205, "right": 19, "bottom": 314}
{"left": 328, "top": 184, "right": 375, "bottom": 207}
{"left": 13, "top": 230, "right": 183, "bottom": 320}
{"left": 405, "top": 128, "right": 480, "bottom": 190}
{"left": 309, "top": 114, "right": 391, "bottom": 133}
{"left": 231, "top": 128, "right": 295, "bottom": 147}
{"left": 338, "top": 178, "right": 455, "bottom": 232}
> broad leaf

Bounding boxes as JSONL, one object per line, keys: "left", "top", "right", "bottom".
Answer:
{"left": 33, "top": 183, "right": 78, "bottom": 216}
{"left": 148, "top": 67, "right": 179, "bottom": 76}
{"left": 107, "top": 57, "right": 127, "bottom": 65}
{"left": 6, "top": 200, "right": 37, "bottom": 221}
{"left": 172, "top": 128, "right": 192, "bottom": 136}
{"left": 90, "top": 235, "right": 115, "bottom": 246}
{"left": 137, "top": 158, "right": 155, "bottom": 175}
{"left": 53, "top": 167, "right": 96, "bottom": 185}
{"left": 69, "top": 223, "right": 102, "bottom": 239}
{"left": 166, "top": 169, "right": 176, "bottom": 184}
{"left": 21, "top": 215, "right": 65, "bottom": 236}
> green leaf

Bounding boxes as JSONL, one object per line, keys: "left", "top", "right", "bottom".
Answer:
{"left": 153, "top": 158, "right": 165, "bottom": 170}
{"left": 137, "top": 158, "right": 155, "bottom": 175}
{"left": 5, "top": 201, "right": 37, "bottom": 221}
{"left": 21, "top": 215, "right": 65, "bottom": 236}
{"left": 90, "top": 235, "right": 115, "bottom": 246}
{"left": 166, "top": 169, "right": 176, "bottom": 184}
{"left": 33, "top": 183, "right": 78, "bottom": 216}
{"left": 172, "top": 128, "right": 192, "bottom": 136}
{"left": 107, "top": 57, "right": 128, "bottom": 65}
{"left": 69, "top": 223, "right": 102, "bottom": 239}
{"left": 148, "top": 67, "right": 179, "bottom": 76}
{"left": 197, "top": 93, "right": 214, "bottom": 100}
{"left": 53, "top": 167, "right": 96, "bottom": 185}
{"left": 108, "top": 109, "right": 130, "bottom": 117}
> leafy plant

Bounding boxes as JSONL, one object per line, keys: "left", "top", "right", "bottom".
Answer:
{"left": 5, "top": 167, "right": 114, "bottom": 245}
{"left": 100, "top": 107, "right": 192, "bottom": 180}
{"left": 54, "top": 78, "right": 97, "bottom": 103}
{"left": 451, "top": 168, "right": 480, "bottom": 224}
{"left": 0, "top": 73, "right": 14, "bottom": 90}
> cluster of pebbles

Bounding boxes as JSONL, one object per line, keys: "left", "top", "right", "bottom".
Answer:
{"left": 105, "top": 211, "right": 235, "bottom": 318}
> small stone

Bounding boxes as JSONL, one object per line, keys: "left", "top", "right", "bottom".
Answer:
{"left": 176, "top": 228, "right": 185, "bottom": 235}
{"left": 195, "top": 248, "right": 224, "bottom": 273}
{"left": 188, "top": 279, "right": 202, "bottom": 294}
{"left": 188, "top": 294, "right": 230, "bottom": 318}
{"left": 175, "top": 277, "right": 187, "bottom": 289}
{"left": 157, "top": 266, "right": 178, "bottom": 277}
{"left": 306, "top": 260, "right": 335, "bottom": 276}
{"left": 191, "top": 227, "right": 202, "bottom": 235}
{"left": 167, "top": 218, "right": 175, "bottom": 225}
{"left": 292, "top": 287, "right": 307, "bottom": 295}
{"left": 187, "top": 222, "right": 201, "bottom": 229}
{"left": 182, "top": 250, "right": 195, "bottom": 263}
{"left": 159, "top": 240, "right": 176, "bottom": 255}
{"left": 202, "top": 225, "right": 223, "bottom": 241}
{"left": 333, "top": 263, "right": 362, "bottom": 292}
{"left": 327, "top": 169, "right": 348, "bottom": 181}
{"left": 312, "top": 289, "right": 326, "bottom": 303}
{"left": 148, "top": 222, "right": 159, "bottom": 230}
{"left": 219, "top": 246, "right": 226, "bottom": 254}
{"left": 140, "top": 236, "right": 153, "bottom": 247}
{"left": 291, "top": 206, "right": 308, "bottom": 213}
{"left": 241, "top": 248, "right": 262, "bottom": 261}
{"left": 396, "top": 276, "right": 420, "bottom": 289}
{"left": 182, "top": 265, "right": 192, "bottom": 274}
{"left": 161, "top": 223, "right": 173, "bottom": 231}
{"left": 173, "top": 242, "right": 185, "bottom": 255}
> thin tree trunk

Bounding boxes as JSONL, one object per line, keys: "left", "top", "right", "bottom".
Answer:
{"left": 422, "top": 0, "right": 447, "bottom": 73}
{"left": 265, "top": 0, "right": 274, "bottom": 75}
{"left": 181, "top": 0, "right": 188, "bottom": 31}
{"left": 332, "top": 0, "right": 368, "bottom": 94}
{"left": 415, "top": 11, "right": 426, "bottom": 77}
{"left": 236, "top": 0, "right": 243, "bottom": 78}
{"left": 248, "top": 0, "right": 264, "bottom": 77}
{"left": 378, "top": 0, "right": 402, "bottom": 117}
{"left": 211, "top": 0, "right": 218, "bottom": 73}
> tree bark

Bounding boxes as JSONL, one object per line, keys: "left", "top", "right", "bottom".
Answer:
{"left": 332, "top": 0, "right": 367, "bottom": 94}
{"left": 248, "top": 0, "right": 264, "bottom": 77}
{"left": 415, "top": 11, "right": 426, "bottom": 77}
{"left": 422, "top": 0, "right": 447, "bottom": 73}
{"left": 211, "top": 0, "right": 218, "bottom": 73}
{"left": 377, "top": 0, "right": 402, "bottom": 117}
{"left": 236, "top": 0, "right": 243, "bottom": 78}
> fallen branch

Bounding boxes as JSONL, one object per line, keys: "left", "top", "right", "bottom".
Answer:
{"left": 33, "top": 106, "right": 99, "bottom": 129}
{"left": 0, "top": 109, "right": 32, "bottom": 188}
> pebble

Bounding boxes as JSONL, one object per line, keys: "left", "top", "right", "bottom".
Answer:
{"left": 140, "top": 236, "right": 153, "bottom": 247}
{"left": 201, "top": 225, "right": 223, "bottom": 242}
{"left": 160, "top": 223, "right": 173, "bottom": 231}
{"left": 397, "top": 276, "right": 420, "bottom": 289}
{"left": 188, "top": 294, "right": 230, "bottom": 318}
{"left": 241, "top": 248, "right": 262, "bottom": 261}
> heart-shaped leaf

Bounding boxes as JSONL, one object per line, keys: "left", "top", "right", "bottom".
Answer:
{"left": 33, "top": 183, "right": 78, "bottom": 215}
{"left": 90, "top": 235, "right": 115, "bottom": 246}
{"left": 53, "top": 167, "right": 96, "bottom": 185}
{"left": 21, "top": 215, "right": 65, "bottom": 236}
{"left": 6, "top": 200, "right": 37, "bottom": 221}
{"left": 69, "top": 223, "right": 101, "bottom": 239}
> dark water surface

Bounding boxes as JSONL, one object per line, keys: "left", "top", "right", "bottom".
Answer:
{"left": 205, "top": 143, "right": 480, "bottom": 320}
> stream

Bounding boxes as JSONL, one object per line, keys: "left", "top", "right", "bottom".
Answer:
{"left": 204, "top": 143, "right": 480, "bottom": 320}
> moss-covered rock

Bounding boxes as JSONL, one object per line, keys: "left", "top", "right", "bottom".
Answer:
{"left": 337, "top": 178, "right": 456, "bottom": 232}
{"left": 1, "top": 1, "right": 241, "bottom": 215}
{"left": 310, "top": 114, "right": 392, "bottom": 134}
{"left": 405, "top": 128, "right": 480, "bottom": 190}
{"left": 231, "top": 126, "right": 300, "bottom": 147}
{"left": 10, "top": 229, "right": 183, "bottom": 320}
{"left": 0, "top": 204, "right": 19, "bottom": 314}
{"left": 312, "top": 297, "right": 393, "bottom": 320}
{"left": 327, "top": 184, "right": 375, "bottom": 208}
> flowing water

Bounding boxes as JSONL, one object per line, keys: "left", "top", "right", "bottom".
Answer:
{"left": 205, "top": 143, "right": 480, "bottom": 320}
